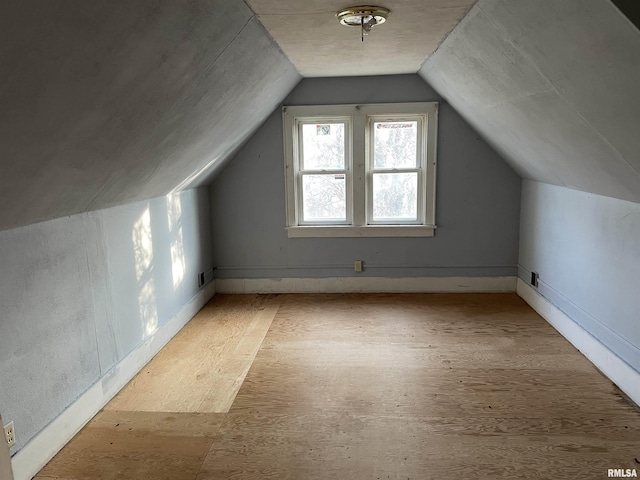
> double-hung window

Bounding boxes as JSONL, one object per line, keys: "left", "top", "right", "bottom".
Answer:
{"left": 283, "top": 102, "right": 437, "bottom": 237}
{"left": 296, "top": 117, "right": 352, "bottom": 225}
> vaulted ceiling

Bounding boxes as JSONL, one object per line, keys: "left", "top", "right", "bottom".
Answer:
{"left": 0, "top": 0, "right": 638, "bottom": 231}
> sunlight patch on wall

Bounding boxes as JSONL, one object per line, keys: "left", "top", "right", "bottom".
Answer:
{"left": 167, "top": 192, "right": 182, "bottom": 231}
{"left": 139, "top": 279, "right": 158, "bottom": 336}
{"left": 171, "top": 231, "right": 185, "bottom": 290}
{"left": 133, "top": 208, "right": 153, "bottom": 281}
{"left": 133, "top": 206, "right": 158, "bottom": 337}
{"left": 167, "top": 193, "right": 185, "bottom": 290}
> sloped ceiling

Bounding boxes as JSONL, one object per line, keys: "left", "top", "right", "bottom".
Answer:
{"left": 246, "top": 0, "right": 475, "bottom": 77}
{"left": 419, "top": 0, "right": 640, "bottom": 204}
{"left": 3, "top": 0, "right": 638, "bottom": 232}
{"left": 0, "top": 1, "right": 300, "bottom": 231}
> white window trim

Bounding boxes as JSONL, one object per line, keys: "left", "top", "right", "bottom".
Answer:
{"left": 283, "top": 102, "right": 438, "bottom": 238}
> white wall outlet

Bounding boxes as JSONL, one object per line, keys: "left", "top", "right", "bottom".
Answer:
{"left": 354, "top": 260, "right": 363, "bottom": 272}
{"left": 3, "top": 422, "right": 15, "bottom": 448}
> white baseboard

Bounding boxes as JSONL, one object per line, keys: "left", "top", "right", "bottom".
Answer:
{"left": 517, "top": 278, "right": 640, "bottom": 407}
{"left": 11, "top": 281, "right": 216, "bottom": 480}
{"left": 216, "top": 276, "right": 516, "bottom": 294}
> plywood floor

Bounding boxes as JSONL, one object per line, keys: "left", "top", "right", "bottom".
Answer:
{"left": 37, "top": 294, "right": 640, "bottom": 479}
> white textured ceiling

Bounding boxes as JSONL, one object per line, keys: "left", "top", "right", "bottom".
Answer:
{"left": 246, "top": 0, "right": 477, "bottom": 77}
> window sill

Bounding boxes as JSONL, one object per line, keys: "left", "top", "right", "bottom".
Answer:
{"left": 286, "top": 225, "right": 436, "bottom": 238}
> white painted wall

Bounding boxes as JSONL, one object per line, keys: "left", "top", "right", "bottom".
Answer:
{"left": 0, "top": 188, "right": 214, "bottom": 455}
{"left": 519, "top": 180, "right": 640, "bottom": 373}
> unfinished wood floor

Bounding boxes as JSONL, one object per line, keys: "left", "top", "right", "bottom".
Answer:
{"left": 37, "top": 294, "right": 640, "bottom": 479}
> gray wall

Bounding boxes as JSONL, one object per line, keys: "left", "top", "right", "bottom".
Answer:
{"left": 0, "top": 188, "right": 213, "bottom": 453}
{"left": 210, "top": 75, "right": 521, "bottom": 279}
{"left": 519, "top": 180, "right": 640, "bottom": 373}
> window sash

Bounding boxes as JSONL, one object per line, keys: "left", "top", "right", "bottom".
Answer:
{"left": 297, "top": 120, "right": 348, "bottom": 172}
{"left": 297, "top": 171, "right": 351, "bottom": 225}
{"left": 294, "top": 117, "right": 352, "bottom": 225}
{"left": 366, "top": 114, "right": 427, "bottom": 225}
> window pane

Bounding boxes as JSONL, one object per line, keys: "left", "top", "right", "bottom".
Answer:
{"left": 302, "top": 123, "right": 345, "bottom": 170}
{"left": 372, "top": 172, "right": 417, "bottom": 221}
{"left": 373, "top": 121, "right": 417, "bottom": 169}
{"left": 302, "top": 174, "right": 346, "bottom": 222}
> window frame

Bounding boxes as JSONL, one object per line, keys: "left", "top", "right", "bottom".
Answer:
{"left": 283, "top": 102, "right": 438, "bottom": 238}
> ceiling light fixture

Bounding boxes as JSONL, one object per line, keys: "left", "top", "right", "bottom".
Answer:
{"left": 336, "top": 6, "right": 390, "bottom": 42}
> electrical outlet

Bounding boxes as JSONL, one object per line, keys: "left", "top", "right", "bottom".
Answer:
{"left": 3, "top": 422, "right": 15, "bottom": 448}
{"left": 198, "top": 268, "right": 214, "bottom": 288}
{"left": 354, "top": 260, "right": 363, "bottom": 272}
{"left": 530, "top": 271, "right": 539, "bottom": 288}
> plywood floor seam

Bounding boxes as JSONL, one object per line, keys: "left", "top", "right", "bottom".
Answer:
{"left": 104, "top": 296, "right": 279, "bottom": 415}
{"left": 36, "top": 294, "right": 640, "bottom": 480}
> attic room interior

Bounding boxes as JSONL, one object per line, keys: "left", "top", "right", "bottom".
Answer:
{"left": 1, "top": 0, "right": 639, "bottom": 479}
